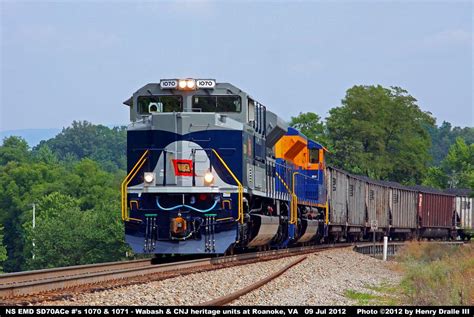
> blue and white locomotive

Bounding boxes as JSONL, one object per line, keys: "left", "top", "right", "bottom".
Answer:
{"left": 122, "top": 78, "right": 328, "bottom": 255}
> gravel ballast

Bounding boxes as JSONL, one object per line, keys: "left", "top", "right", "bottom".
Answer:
{"left": 41, "top": 255, "right": 302, "bottom": 306}
{"left": 232, "top": 247, "right": 401, "bottom": 305}
{"left": 41, "top": 247, "right": 400, "bottom": 306}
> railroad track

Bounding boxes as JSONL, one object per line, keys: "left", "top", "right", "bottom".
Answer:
{"left": 198, "top": 255, "right": 308, "bottom": 306}
{"left": 0, "top": 243, "right": 357, "bottom": 303}
{"left": 3, "top": 241, "right": 461, "bottom": 304}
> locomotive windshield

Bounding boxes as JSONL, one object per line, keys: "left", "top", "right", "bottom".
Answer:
{"left": 137, "top": 96, "right": 182, "bottom": 114}
{"left": 192, "top": 95, "right": 241, "bottom": 112}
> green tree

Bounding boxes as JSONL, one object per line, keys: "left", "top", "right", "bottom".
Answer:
{"left": 0, "top": 160, "right": 67, "bottom": 271}
{"left": 428, "top": 121, "right": 474, "bottom": 166}
{"left": 422, "top": 167, "right": 449, "bottom": 190}
{"left": 33, "top": 144, "right": 58, "bottom": 165}
{"left": 62, "top": 159, "right": 122, "bottom": 210}
{"left": 0, "top": 226, "right": 7, "bottom": 273}
{"left": 424, "top": 138, "right": 474, "bottom": 189}
{"left": 0, "top": 124, "right": 128, "bottom": 272}
{"left": 289, "top": 112, "right": 327, "bottom": 146}
{"left": 23, "top": 192, "right": 127, "bottom": 270}
{"left": 35, "top": 121, "right": 126, "bottom": 172}
{"left": 0, "top": 136, "right": 30, "bottom": 165}
{"left": 0, "top": 158, "right": 125, "bottom": 271}
{"left": 443, "top": 138, "right": 474, "bottom": 189}
{"left": 326, "top": 85, "right": 435, "bottom": 184}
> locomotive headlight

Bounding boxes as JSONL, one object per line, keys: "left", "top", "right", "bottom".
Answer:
{"left": 178, "top": 80, "right": 187, "bottom": 89}
{"left": 204, "top": 171, "right": 214, "bottom": 185}
{"left": 178, "top": 79, "right": 196, "bottom": 90}
{"left": 186, "top": 79, "right": 195, "bottom": 89}
{"left": 144, "top": 172, "right": 155, "bottom": 185}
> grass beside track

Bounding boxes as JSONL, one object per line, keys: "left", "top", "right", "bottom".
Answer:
{"left": 344, "top": 242, "right": 473, "bottom": 306}
{"left": 396, "top": 242, "right": 473, "bottom": 305}
{"left": 344, "top": 282, "right": 399, "bottom": 306}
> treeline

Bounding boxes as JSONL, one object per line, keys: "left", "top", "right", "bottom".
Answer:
{"left": 0, "top": 85, "right": 472, "bottom": 273}
{"left": 290, "top": 85, "right": 474, "bottom": 189}
{"left": 0, "top": 123, "right": 128, "bottom": 272}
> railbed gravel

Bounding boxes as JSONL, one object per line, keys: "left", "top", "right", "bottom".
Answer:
{"left": 40, "top": 255, "right": 302, "bottom": 306}
{"left": 232, "top": 247, "right": 401, "bottom": 306}
{"left": 41, "top": 247, "right": 400, "bottom": 306}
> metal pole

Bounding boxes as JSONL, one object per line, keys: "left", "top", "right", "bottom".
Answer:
{"left": 372, "top": 230, "right": 375, "bottom": 257}
{"left": 32, "top": 203, "right": 36, "bottom": 260}
{"left": 383, "top": 236, "right": 388, "bottom": 261}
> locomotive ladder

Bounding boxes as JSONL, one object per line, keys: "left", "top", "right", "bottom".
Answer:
{"left": 121, "top": 150, "right": 149, "bottom": 221}
{"left": 275, "top": 172, "right": 296, "bottom": 224}
{"left": 211, "top": 149, "right": 244, "bottom": 224}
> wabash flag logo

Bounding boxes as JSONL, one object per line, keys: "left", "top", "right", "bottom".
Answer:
{"left": 172, "top": 159, "right": 194, "bottom": 176}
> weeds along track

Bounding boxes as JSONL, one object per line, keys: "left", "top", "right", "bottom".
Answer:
{"left": 198, "top": 241, "right": 469, "bottom": 307}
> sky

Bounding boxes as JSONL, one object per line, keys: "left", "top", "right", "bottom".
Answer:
{"left": 0, "top": 0, "right": 472, "bottom": 132}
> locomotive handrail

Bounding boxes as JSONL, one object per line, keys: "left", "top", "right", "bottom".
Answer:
{"left": 324, "top": 168, "right": 329, "bottom": 225}
{"left": 292, "top": 172, "right": 306, "bottom": 225}
{"left": 121, "top": 150, "right": 149, "bottom": 221}
{"left": 292, "top": 171, "right": 323, "bottom": 224}
{"left": 291, "top": 194, "right": 298, "bottom": 225}
{"left": 211, "top": 149, "right": 244, "bottom": 224}
{"left": 275, "top": 172, "right": 296, "bottom": 224}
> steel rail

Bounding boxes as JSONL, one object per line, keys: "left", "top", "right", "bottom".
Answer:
{"left": 0, "top": 257, "right": 207, "bottom": 299}
{"left": 198, "top": 241, "right": 467, "bottom": 306}
{"left": 0, "top": 258, "right": 152, "bottom": 285}
{"left": 0, "top": 244, "right": 346, "bottom": 299}
{"left": 0, "top": 241, "right": 407, "bottom": 300}
{"left": 198, "top": 255, "right": 308, "bottom": 306}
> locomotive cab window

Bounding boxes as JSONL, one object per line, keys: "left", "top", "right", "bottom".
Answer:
{"left": 309, "top": 149, "right": 319, "bottom": 164}
{"left": 192, "top": 96, "right": 241, "bottom": 112}
{"left": 137, "top": 96, "right": 182, "bottom": 114}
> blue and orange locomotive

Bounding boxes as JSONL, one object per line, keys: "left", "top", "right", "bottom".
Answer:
{"left": 122, "top": 78, "right": 327, "bottom": 255}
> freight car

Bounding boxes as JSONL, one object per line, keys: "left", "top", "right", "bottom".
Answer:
{"left": 121, "top": 78, "right": 469, "bottom": 255}
{"left": 326, "top": 168, "right": 457, "bottom": 241}
{"left": 446, "top": 189, "right": 473, "bottom": 240}
{"left": 410, "top": 186, "right": 456, "bottom": 239}
{"left": 326, "top": 167, "right": 419, "bottom": 241}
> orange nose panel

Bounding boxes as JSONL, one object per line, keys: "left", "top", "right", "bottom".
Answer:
{"left": 284, "top": 139, "right": 306, "bottom": 160}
